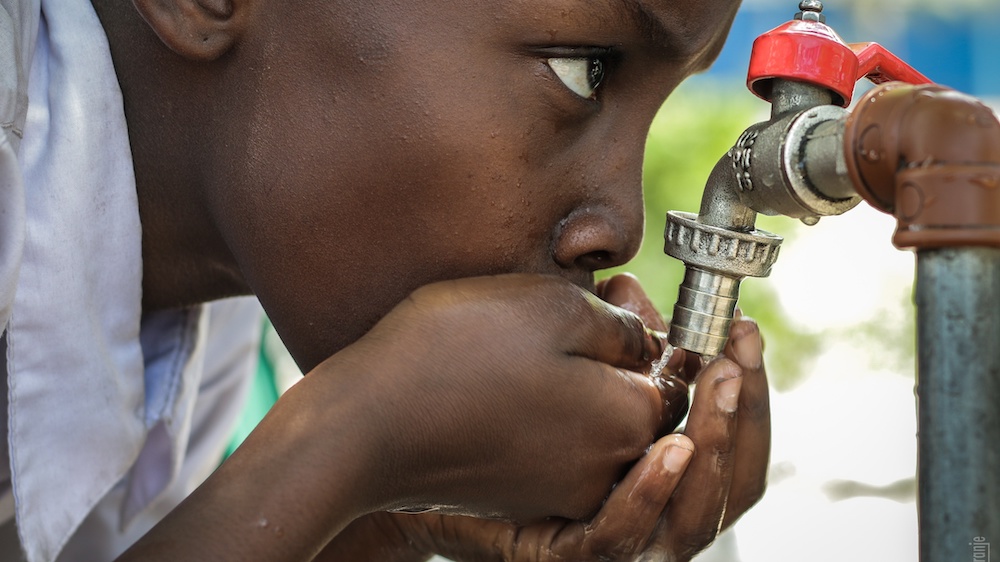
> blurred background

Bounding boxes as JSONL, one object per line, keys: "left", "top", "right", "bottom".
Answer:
{"left": 234, "top": 1, "right": 999, "bottom": 560}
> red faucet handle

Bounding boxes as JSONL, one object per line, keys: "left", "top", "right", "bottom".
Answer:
{"left": 850, "top": 42, "right": 933, "bottom": 86}
{"left": 747, "top": 3, "right": 935, "bottom": 107}
{"left": 747, "top": 18, "right": 858, "bottom": 107}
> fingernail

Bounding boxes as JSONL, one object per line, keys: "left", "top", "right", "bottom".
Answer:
{"left": 717, "top": 375, "right": 743, "bottom": 413}
{"left": 663, "top": 443, "right": 693, "bottom": 473}
{"left": 732, "top": 322, "right": 762, "bottom": 371}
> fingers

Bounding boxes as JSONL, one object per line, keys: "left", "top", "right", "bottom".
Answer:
{"left": 597, "top": 273, "right": 669, "bottom": 332}
{"left": 651, "top": 373, "right": 690, "bottom": 436}
{"left": 720, "top": 317, "right": 771, "bottom": 528}
{"left": 595, "top": 273, "right": 685, "bottom": 372}
{"left": 596, "top": 273, "right": 691, "bottom": 434}
{"left": 414, "top": 433, "right": 694, "bottom": 562}
{"left": 580, "top": 434, "right": 694, "bottom": 558}
{"left": 649, "top": 357, "right": 743, "bottom": 558}
{"left": 577, "top": 306, "right": 665, "bottom": 376}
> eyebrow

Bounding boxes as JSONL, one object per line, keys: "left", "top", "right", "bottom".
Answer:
{"left": 615, "top": 0, "right": 722, "bottom": 64}
{"left": 618, "top": 0, "right": 677, "bottom": 51}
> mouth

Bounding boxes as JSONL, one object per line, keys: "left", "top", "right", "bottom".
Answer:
{"left": 563, "top": 269, "right": 597, "bottom": 294}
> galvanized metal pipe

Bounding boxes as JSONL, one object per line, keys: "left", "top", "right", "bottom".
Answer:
{"left": 916, "top": 247, "right": 1000, "bottom": 561}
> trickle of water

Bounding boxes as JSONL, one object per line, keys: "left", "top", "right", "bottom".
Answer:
{"left": 648, "top": 343, "right": 675, "bottom": 379}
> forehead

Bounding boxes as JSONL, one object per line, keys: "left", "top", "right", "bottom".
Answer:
{"left": 620, "top": 0, "right": 742, "bottom": 61}
{"left": 317, "top": 0, "right": 740, "bottom": 73}
{"left": 499, "top": 0, "right": 741, "bottom": 60}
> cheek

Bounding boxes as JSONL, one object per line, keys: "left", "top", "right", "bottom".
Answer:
{"left": 323, "top": 62, "right": 578, "bottom": 271}
{"left": 212, "top": 89, "right": 575, "bottom": 368}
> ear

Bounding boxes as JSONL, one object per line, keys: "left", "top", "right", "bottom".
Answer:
{"left": 131, "top": 0, "right": 244, "bottom": 62}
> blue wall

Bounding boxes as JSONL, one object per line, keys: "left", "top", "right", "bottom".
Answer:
{"left": 703, "top": 5, "right": 1000, "bottom": 98}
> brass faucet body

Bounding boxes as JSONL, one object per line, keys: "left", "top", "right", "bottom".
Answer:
{"left": 664, "top": 80, "right": 860, "bottom": 356}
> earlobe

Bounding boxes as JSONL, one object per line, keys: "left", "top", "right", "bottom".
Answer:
{"left": 131, "top": 0, "right": 242, "bottom": 62}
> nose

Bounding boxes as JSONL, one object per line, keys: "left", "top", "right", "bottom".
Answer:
{"left": 552, "top": 202, "right": 644, "bottom": 271}
{"left": 551, "top": 113, "right": 650, "bottom": 272}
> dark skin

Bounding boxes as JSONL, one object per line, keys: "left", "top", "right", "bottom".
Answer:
{"left": 85, "top": 0, "right": 770, "bottom": 560}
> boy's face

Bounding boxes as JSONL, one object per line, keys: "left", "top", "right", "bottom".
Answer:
{"left": 205, "top": 0, "right": 740, "bottom": 368}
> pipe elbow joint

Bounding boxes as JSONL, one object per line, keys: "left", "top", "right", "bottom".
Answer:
{"left": 845, "top": 82, "right": 1000, "bottom": 248}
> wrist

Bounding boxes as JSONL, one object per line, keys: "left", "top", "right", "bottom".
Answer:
{"left": 313, "top": 512, "right": 433, "bottom": 562}
{"left": 119, "top": 354, "right": 385, "bottom": 561}
{"left": 260, "top": 355, "right": 387, "bottom": 524}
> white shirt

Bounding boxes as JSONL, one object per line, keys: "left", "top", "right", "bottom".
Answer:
{"left": 0, "top": 2, "right": 262, "bottom": 561}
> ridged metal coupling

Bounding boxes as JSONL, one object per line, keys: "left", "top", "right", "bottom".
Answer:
{"left": 664, "top": 211, "right": 783, "bottom": 356}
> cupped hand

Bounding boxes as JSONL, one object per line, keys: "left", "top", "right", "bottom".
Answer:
{"left": 600, "top": 274, "right": 772, "bottom": 558}
{"left": 318, "top": 274, "right": 770, "bottom": 562}
{"left": 393, "top": 324, "right": 765, "bottom": 562}
{"left": 325, "top": 273, "right": 681, "bottom": 523}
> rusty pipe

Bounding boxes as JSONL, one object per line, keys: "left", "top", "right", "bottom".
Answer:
{"left": 845, "top": 82, "right": 1000, "bottom": 561}
{"left": 844, "top": 82, "right": 1000, "bottom": 249}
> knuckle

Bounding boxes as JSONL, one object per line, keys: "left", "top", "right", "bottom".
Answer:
{"left": 590, "top": 534, "right": 641, "bottom": 561}
{"left": 731, "top": 478, "right": 768, "bottom": 514}
{"left": 718, "top": 401, "right": 740, "bottom": 423}
{"left": 710, "top": 358, "right": 742, "bottom": 382}
{"left": 605, "top": 306, "right": 647, "bottom": 361}
{"left": 712, "top": 443, "right": 736, "bottom": 471}
{"left": 675, "top": 526, "right": 720, "bottom": 560}
{"left": 739, "top": 393, "right": 770, "bottom": 425}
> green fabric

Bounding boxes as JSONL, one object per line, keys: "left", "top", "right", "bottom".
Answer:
{"left": 224, "top": 320, "right": 280, "bottom": 459}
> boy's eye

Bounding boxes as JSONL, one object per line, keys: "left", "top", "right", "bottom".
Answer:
{"left": 547, "top": 57, "right": 605, "bottom": 100}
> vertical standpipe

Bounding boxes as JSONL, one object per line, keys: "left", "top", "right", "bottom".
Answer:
{"left": 916, "top": 248, "right": 1000, "bottom": 558}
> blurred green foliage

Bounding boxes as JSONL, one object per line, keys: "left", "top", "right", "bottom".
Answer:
{"left": 598, "top": 80, "right": 821, "bottom": 391}
{"left": 838, "top": 289, "right": 917, "bottom": 377}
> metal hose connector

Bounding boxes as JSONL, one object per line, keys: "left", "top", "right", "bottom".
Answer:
{"left": 664, "top": 210, "right": 783, "bottom": 356}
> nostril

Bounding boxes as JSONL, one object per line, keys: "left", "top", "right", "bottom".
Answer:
{"left": 578, "top": 250, "right": 612, "bottom": 270}
{"left": 588, "top": 250, "right": 612, "bottom": 264}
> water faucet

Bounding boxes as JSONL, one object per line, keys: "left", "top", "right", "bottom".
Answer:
{"left": 663, "top": 1, "right": 929, "bottom": 357}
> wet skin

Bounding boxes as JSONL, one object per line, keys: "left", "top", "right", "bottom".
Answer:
{"left": 88, "top": 0, "right": 771, "bottom": 560}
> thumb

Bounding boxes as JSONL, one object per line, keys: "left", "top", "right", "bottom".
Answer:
{"left": 597, "top": 273, "right": 668, "bottom": 332}
{"left": 567, "top": 294, "right": 664, "bottom": 373}
{"left": 597, "top": 274, "right": 690, "bottom": 433}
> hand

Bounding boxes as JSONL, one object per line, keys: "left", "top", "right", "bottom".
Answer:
{"left": 317, "top": 274, "right": 771, "bottom": 562}
{"left": 125, "top": 273, "right": 679, "bottom": 562}
{"left": 323, "top": 273, "right": 682, "bottom": 522}
{"left": 600, "top": 274, "right": 772, "bottom": 559}
{"left": 402, "top": 276, "right": 768, "bottom": 561}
